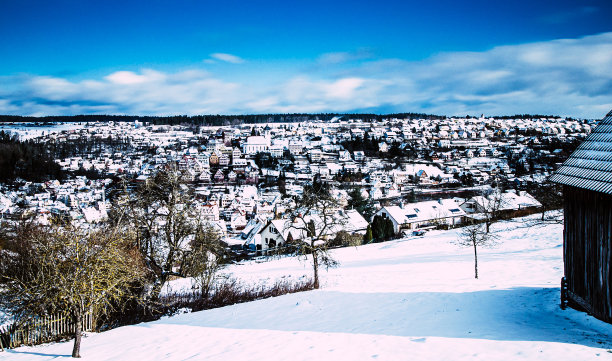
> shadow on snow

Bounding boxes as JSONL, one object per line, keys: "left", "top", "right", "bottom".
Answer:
{"left": 149, "top": 287, "right": 612, "bottom": 349}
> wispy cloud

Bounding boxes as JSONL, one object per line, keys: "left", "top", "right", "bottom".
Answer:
{"left": 369, "top": 32, "right": 612, "bottom": 117}
{"left": 1, "top": 33, "right": 611, "bottom": 118}
{"left": 316, "top": 49, "right": 373, "bottom": 65}
{"left": 208, "top": 53, "right": 245, "bottom": 64}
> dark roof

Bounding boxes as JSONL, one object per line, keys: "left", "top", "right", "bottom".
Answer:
{"left": 550, "top": 110, "right": 612, "bottom": 194}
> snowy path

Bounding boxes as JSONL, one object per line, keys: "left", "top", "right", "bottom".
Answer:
{"left": 3, "top": 214, "right": 612, "bottom": 360}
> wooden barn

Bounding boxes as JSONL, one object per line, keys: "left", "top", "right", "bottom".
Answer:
{"left": 550, "top": 109, "right": 612, "bottom": 323}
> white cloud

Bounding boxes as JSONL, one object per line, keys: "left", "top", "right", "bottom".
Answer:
{"left": 105, "top": 70, "right": 163, "bottom": 85}
{"left": 1, "top": 32, "right": 612, "bottom": 118}
{"left": 325, "top": 78, "right": 365, "bottom": 99}
{"left": 348, "top": 32, "right": 612, "bottom": 117}
{"left": 316, "top": 50, "right": 373, "bottom": 65}
{"left": 209, "top": 53, "right": 245, "bottom": 64}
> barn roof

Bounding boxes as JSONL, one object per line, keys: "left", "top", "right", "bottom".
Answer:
{"left": 550, "top": 110, "right": 612, "bottom": 194}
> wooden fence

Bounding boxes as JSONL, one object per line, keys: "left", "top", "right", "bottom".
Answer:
{"left": 0, "top": 312, "right": 94, "bottom": 350}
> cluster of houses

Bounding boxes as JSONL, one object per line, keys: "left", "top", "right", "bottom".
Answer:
{"left": 0, "top": 178, "right": 109, "bottom": 223}
{"left": 5, "top": 110, "right": 612, "bottom": 326}
{"left": 0, "top": 114, "right": 583, "bottom": 249}
{"left": 375, "top": 190, "right": 541, "bottom": 235}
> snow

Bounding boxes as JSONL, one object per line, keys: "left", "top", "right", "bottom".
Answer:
{"left": 466, "top": 157, "right": 500, "bottom": 165}
{"left": 3, "top": 213, "right": 612, "bottom": 360}
{"left": 0, "top": 123, "right": 86, "bottom": 140}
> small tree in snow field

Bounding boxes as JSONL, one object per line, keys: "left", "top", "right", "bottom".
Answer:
{"left": 457, "top": 220, "right": 498, "bottom": 279}
{"left": 286, "top": 180, "right": 344, "bottom": 289}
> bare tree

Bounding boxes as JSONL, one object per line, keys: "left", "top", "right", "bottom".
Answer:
{"left": 476, "top": 189, "right": 503, "bottom": 233}
{"left": 115, "top": 166, "right": 226, "bottom": 301}
{"left": 184, "top": 225, "right": 226, "bottom": 298}
{"left": 0, "top": 221, "right": 144, "bottom": 358}
{"left": 285, "top": 181, "right": 346, "bottom": 289}
{"left": 457, "top": 220, "right": 498, "bottom": 279}
{"left": 530, "top": 181, "right": 563, "bottom": 223}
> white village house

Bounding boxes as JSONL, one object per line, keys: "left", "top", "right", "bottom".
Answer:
{"left": 243, "top": 136, "right": 270, "bottom": 155}
{"left": 375, "top": 199, "right": 467, "bottom": 233}
{"left": 255, "top": 209, "right": 368, "bottom": 252}
{"left": 460, "top": 190, "right": 542, "bottom": 215}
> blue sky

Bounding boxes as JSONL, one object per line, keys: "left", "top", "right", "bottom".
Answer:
{"left": 1, "top": 0, "right": 611, "bottom": 117}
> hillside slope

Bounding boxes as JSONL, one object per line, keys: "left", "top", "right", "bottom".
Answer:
{"left": 3, "top": 214, "right": 612, "bottom": 360}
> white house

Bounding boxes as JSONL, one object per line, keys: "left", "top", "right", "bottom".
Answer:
{"left": 289, "top": 141, "right": 303, "bottom": 155}
{"left": 309, "top": 149, "right": 323, "bottom": 163}
{"left": 244, "top": 136, "right": 270, "bottom": 155}
{"left": 353, "top": 151, "right": 365, "bottom": 162}
{"left": 199, "top": 170, "right": 211, "bottom": 182}
{"left": 200, "top": 202, "right": 220, "bottom": 221}
{"left": 229, "top": 210, "right": 248, "bottom": 233}
{"left": 375, "top": 199, "right": 466, "bottom": 233}
{"left": 339, "top": 150, "right": 352, "bottom": 162}
{"left": 232, "top": 147, "right": 242, "bottom": 160}
{"left": 258, "top": 210, "right": 368, "bottom": 251}
{"left": 269, "top": 145, "right": 284, "bottom": 158}
{"left": 460, "top": 190, "right": 541, "bottom": 215}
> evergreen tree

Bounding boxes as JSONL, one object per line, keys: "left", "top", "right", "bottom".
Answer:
{"left": 384, "top": 218, "right": 395, "bottom": 240}
{"left": 408, "top": 189, "right": 417, "bottom": 203}
{"left": 278, "top": 171, "right": 287, "bottom": 196}
{"left": 348, "top": 188, "right": 375, "bottom": 220}
{"left": 371, "top": 215, "right": 385, "bottom": 242}
{"left": 370, "top": 215, "right": 396, "bottom": 242}
{"left": 363, "top": 225, "right": 373, "bottom": 243}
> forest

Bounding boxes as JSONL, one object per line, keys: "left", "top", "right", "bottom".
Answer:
{"left": 0, "top": 131, "right": 137, "bottom": 183}
{"left": 0, "top": 113, "right": 572, "bottom": 126}
{"left": 0, "top": 112, "right": 447, "bottom": 126}
{"left": 0, "top": 131, "right": 64, "bottom": 182}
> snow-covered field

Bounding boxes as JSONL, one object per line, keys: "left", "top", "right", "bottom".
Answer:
{"left": 3, "top": 214, "right": 612, "bottom": 360}
{"left": 0, "top": 123, "right": 86, "bottom": 140}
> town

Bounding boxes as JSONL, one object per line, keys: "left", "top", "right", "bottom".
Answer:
{"left": 0, "top": 114, "right": 587, "bottom": 255}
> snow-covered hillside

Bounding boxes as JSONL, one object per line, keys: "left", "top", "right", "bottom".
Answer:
{"left": 3, "top": 214, "right": 612, "bottom": 360}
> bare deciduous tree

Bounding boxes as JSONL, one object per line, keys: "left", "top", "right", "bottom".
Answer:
{"left": 184, "top": 225, "right": 226, "bottom": 298}
{"left": 115, "top": 166, "right": 226, "bottom": 301}
{"left": 0, "top": 221, "right": 144, "bottom": 358}
{"left": 285, "top": 181, "right": 346, "bottom": 289}
{"left": 457, "top": 220, "right": 498, "bottom": 279}
{"left": 532, "top": 182, "right": 563, "bottom": 223}
{"left": 476, "top": 189, "right": 503, "bottom": 233}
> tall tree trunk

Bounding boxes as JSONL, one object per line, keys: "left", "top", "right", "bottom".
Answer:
{"left": 150, "top": 275, "right": 167, "bottom": 302}
{"left": 312, "top": 247, "right": 319, "bottom": 289}
{"left": 72, "top": 308, "right": 83, "bottom": 358}
{"left": 473, "top": 242, "right": 478, "bottom": 279}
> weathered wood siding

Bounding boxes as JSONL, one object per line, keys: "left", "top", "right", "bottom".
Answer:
{"left": 563, "top": 185, "right": 612, "bottom": 323}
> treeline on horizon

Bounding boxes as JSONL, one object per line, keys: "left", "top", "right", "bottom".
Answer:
{"left": 0, "top": 113, "right": 443, "bottom": 125}
{"left": 0, "top": 112, "right": 577, "bottom": 126}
